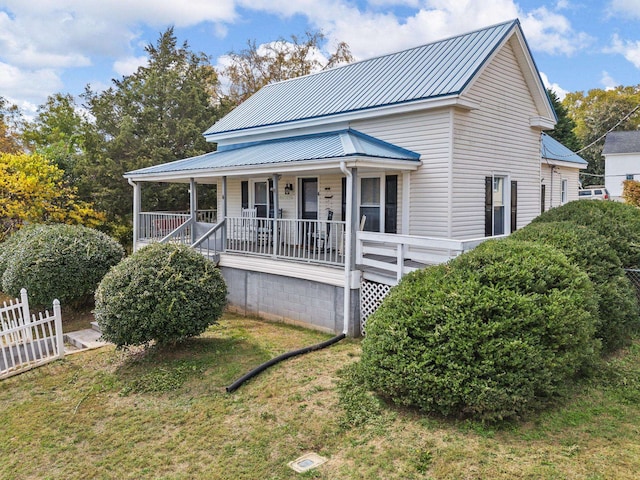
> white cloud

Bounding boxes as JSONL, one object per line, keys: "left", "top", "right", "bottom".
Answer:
{"left": 608, "top": 0, "right": 640, "bottom": 19}
{"left": 0, "top": 61, "right": 63, "bottom": 104}
{"left": 608, "top": 34, "right": 640, "bottom": 69}
{"left": 601, "top": 71, "right": 619, "bottom": 90}
{"left": 540, "top": 71, "right": 568, "bottom": 100}
{"left": 237, "top": 0, "right": 591, "bottom": 60}
{"left": 113, "top": 56, "right": 149, "bottom": 76}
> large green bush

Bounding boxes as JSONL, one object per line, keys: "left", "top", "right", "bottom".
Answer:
{"left": 360, "top": 239, "right": 600, "bottom": 422}
{"left": 532, "top": 200, "right": 640, "bottom": 268}
{"left": 0, "top": 224, "right": 44, "bottom": 280}
{"left": 512, "top": 221, "right": 640, "bottom": 353}
{"left": 1, "top": 224, "right": 124, "bottom": 306}
{"left": 94, "top": 243, "right": 227, "bottom": 348}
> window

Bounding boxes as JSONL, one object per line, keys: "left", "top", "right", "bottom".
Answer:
{"left": 253, "top": 180, "right": 274, "bottom": 217}
{"left": 561, "top": 179, "right": 568, "bottom": 204}
{"left": 360, "top": 177, "right": 381, "bottom": 232}
{"left": 485, "top": 176, "right": 516, "bottom": 236}
{"left": 627, "top": 174, "right": 634, "bottom": 181}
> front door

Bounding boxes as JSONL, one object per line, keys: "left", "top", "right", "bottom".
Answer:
{"left": 300, "top": 178, "right": 318, "bottom": 220}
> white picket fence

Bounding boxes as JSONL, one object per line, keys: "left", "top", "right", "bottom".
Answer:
{"left": 1, "top": 289, "right": 64, "bottom": 380}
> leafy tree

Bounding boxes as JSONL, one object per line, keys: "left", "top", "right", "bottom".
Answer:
{"left": 79, "top": 27, "right": 222, "bottom": 224}
{"left": 0, "top": 152, "right": 104, "bottom": 240}
{"left": 21, "top": 93, "right": 86, "bottom": 178}
{"left": 222, "top": 31, "right": 353, "bottom": 105}
{"left": 563, "top": 85, "right": 640, "bottom": 184}
{"left": 546, "top": 89, "right": 580, "bottom": 152}
{"left": 0, "top": 97, "right": 23, "bottom": 154}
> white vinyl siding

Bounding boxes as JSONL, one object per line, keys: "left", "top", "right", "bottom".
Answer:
{"left": 604, "top": 152, "right": 640, "bottom": 200}
{"left": 451, "top": 39, "right": 541, "bottom": 238}
{"left": 352, "top": 109, "right": 452, "bottom": 237}
{"left": 541, "top": 164, "right": 581, "bottom": 211}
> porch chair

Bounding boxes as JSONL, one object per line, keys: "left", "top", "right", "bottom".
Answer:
{"left": 240, "top": 207, "right": 257, "bottom": 242}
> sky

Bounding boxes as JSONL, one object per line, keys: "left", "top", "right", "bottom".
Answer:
{"left": 1, "top": 0, "right": 639, "bottom": 117}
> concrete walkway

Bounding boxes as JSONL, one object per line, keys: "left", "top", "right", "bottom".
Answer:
{"left": 64, "top": 322, "right": 110, "bottom": 354}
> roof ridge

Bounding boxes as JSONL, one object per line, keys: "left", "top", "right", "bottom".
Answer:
{"left": 263, "top": 19, "right": 519, "bottom": 89}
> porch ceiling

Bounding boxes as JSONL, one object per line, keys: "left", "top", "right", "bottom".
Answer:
{"left": 124, "top": 129, "right": 421, "bottom": 183}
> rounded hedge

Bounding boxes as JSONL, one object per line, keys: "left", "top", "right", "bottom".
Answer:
{"left": 1, "top": 224, "right": 124, "bottom": 306}
{"left": 94, "top": 243, "right": 227, "bottom": 348}
{"left": 512, "top": 221, "right": 640, "bottom": 353}
{"left": 360, "top": 239, "right": 600, "bottom": 422}
{"left": 0, "top": 224, "right": 45, "bottom": 281}
{"left": 532, "top": 200, "right": 640, "bottom": 268}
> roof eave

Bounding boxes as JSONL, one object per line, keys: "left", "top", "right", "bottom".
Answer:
{"left": 124, "top": 156, "right": 422, "bottom": 183}
{"left": 542, "top": 158, "right": 588, "bottom": 169}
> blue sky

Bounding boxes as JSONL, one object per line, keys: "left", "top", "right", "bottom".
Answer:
{"left": 1, "top": 0, "right": 639, "bottom": 116}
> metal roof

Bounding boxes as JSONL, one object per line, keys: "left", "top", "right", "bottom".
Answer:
{"left": 205, "top": 20, "right": 519, "bottom": 136}
{"left": 602, "top": 131, "right": 640, "bottom": 154}
{"left": 541, "top": 133, "right": 587, "bottom": 165}
{"left": 125, "top": 129, "right": 420, "bottom": 177}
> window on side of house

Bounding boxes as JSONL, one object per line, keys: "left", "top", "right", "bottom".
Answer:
{"left": 627, "top": 174, "right": 634, "bottom": 180}
{"left": 561, "top": 179, "right": 568, "bottom": 204}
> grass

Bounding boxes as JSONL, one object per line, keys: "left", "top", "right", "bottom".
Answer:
{"left": 1, "top": 313, "right": 639, "bottom": 479}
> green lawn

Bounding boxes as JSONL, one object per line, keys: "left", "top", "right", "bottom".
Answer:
{"left": 1, "top": 312, "right": 639, "bottom": 479}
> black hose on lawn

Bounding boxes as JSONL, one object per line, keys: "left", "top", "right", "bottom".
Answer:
{"left": 225, "top": 333, "right": 346, "bottom": 393}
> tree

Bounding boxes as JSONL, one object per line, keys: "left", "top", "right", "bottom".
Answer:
{"left": 21, "top": 93, "right": 87, "bottom": 180}
{"left": 0, "top": 152, "right": 104, "bottom": 240}
{"left": 546, "top": 89, "right": 580, "bottom": 152}
{"left": 79, "top": 27, "right": 222, "bottom": 225}
{"left": 222, "top": 31, "right": 353, "bottom": 105}
{"left": 0, "top": 97, "right": 23, "bottom": 154}
{"left": 563, "top": 85, "right": 640, "bottom": 184}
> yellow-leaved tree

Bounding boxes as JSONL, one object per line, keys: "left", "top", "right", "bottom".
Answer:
{"left": 0, "top": 152, "right": 105, "bottom": 240}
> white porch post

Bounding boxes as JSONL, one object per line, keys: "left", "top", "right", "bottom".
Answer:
{"left": 272, "top": 174, "right": 279, "bottom": 257}
{"left": 189, "top": 178, "right": 197, "bottom": 244}
{"left": 130, "top": 179, "right": 141, "bottom": 252}
{"left": 222, "top": 176, "right": 228, "bottom": 247}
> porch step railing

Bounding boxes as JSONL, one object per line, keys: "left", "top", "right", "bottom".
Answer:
{"left": 138, "top": 210, "right": 217, "bottom": 243}
{"left": 226, "top": 217, "right": 346, "bottom": 266}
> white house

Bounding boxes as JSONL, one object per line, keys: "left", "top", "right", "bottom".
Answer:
{"left": 541, "top": 132, "right": 588, "bottom": 211}
{"left": 125, "top": 19, "right": 579, "bottom": 336}
{"left": 603, "top": 131, "right": 640, "bottom": 201}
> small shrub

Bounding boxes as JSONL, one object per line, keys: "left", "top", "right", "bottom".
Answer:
{"left": 95, "top": 243, "right": 227, "bottom": 349}
{"left": 1, "top": 224, "right": 124, "bottom": 306}
{"left": 532, "top": 200, "right": 640, "bottom": 268}
{"left": 360, "top": 239, "right": 600, "bottom": 422}
{"left": 512, "top": 221, "right": 640, "bottom": 353}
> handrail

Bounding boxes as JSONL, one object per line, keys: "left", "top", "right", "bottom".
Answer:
{"left": 160, "top": 218, "right": 194, "bottom": 244}
{"left": 192, "top": 219, "right": 226, "bottom": 248}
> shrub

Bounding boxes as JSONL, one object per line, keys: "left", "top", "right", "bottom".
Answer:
{"left": 360, "top": 239, "right": 600, "bottom": 422}
{"left": 0, "top": 224, "right": 45, "bottom": 281}
{"left": 532, "top": 200, "right": 640, "bottom": 268}
{"left": 512, "top": 221, "right": 640, "bottom": 353}
{"left": 1, "top": 224, "right": 124, "bottom": 306}
{"left": 94, "top": 243, "right": 227, "bottom": 348}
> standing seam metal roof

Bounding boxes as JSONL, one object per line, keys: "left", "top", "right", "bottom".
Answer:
{"left": 205, "top": 20, "right": 518, "bottom": 136}
{"left": 125, "top": 129, "right": 420, "bottom": 177}
{"left": 541, "top": 133, "right": 587, "bottom": 165}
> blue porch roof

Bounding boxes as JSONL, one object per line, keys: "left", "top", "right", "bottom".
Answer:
{"left": 541, "top": 133, "right": 587, "bottom": 166}
{"left": 125, "top": 129, "right": 420, "bottom": 178}
{"left": 205, "top": 20, "right": 520, "bottom": 136}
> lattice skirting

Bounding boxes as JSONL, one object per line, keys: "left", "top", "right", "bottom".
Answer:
{"left": 360, "top": 280, "right": 392, "bottom": 335}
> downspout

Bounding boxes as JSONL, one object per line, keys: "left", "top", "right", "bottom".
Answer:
{"left": 339, "top": 161, "right": 352, "bottom": 336}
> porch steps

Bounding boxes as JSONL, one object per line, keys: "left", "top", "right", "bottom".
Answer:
{"left": 63, "top": 322, "right": 109, "bottom": 354}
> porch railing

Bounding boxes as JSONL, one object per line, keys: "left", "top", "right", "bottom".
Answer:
{"left": 357, "top": 231, "right": 500, "bottom": 281}
{"left": 226, "top": 217, "right": 346, "bottom": 266}
{"left": 138, "top": 210, "right": 217, "bottom": 243}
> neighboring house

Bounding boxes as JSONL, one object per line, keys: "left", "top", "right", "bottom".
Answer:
{"left": 540, "top": 132, "right": 588, "bottom": 211}
{"left": 125, "top": 19, "right": 560, "bottom": 336}
{"left": 603, "top": 131, "right": 640, "bottom": 201}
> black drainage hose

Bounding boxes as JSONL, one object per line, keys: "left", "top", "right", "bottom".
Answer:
{"left": 226, "top": 333, "right": 346, "bottom": 393}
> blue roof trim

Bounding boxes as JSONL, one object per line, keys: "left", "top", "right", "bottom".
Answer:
{"left": 541, "top": 133, "right": 587, "bottom": 165}
{"left": 125, "top": 129, "right": 420, "bottom": 177}
{"left": 204, "top": 20, "right": 519, "bottom": 136}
